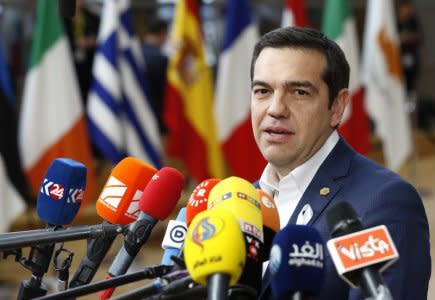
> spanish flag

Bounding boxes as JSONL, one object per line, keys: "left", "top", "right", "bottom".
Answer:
{"left": 164, "top": 0, "right": 224, "bottom": 182}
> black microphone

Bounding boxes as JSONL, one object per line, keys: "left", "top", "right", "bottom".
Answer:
{"left": 0, "top": 223, "right": 124, "bottom": 252}
{"left": 57, "top": 0, "right": 76, "bottom": 18}
{"left": 326, "top": 202, "right": 397, "bottom": 300}
{"left": 69, "top": 157, "right": 157, "bottom": 288}
{"left": 34, "top": 265, "right": 172, "bottom": 300}
{"left": 99, "top": 167, "right": 184, "bottom": 299}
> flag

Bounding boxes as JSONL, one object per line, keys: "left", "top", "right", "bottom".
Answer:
{"left": 322, "top": 0, "right": 370, "bottom": 154}
{"left": 18, "top": 0, "right": 96, "bottom": 205}
{"left": 0, "top": 53, "right": 26, "bottom": 232}
{"left": 164, "top": 0, "right": 224, "bottom": 182}
{"left": 361, "top": 0, "right": 412, "bottom": 170}
{"left": 0, "top": 155, "right": 25, "bottom": 232}
{"left": 0, "top": 36, "right": 14, "bottom": 103}
{"left": 282, "top": 0, "right": 309, "bottom": 27}
{"left": 214, "top": 0, "right": 265, "bottom": 182}
{"left": 87, "top": 0, "right": 162, "bottom": 169}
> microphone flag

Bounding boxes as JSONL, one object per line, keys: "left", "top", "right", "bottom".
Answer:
{"left": 327, "top": 225, "right": 399, "bottom": 288}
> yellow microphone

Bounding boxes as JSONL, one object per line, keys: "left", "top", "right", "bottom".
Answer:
{"left": 207, "top": 176, "right": 263, "bottom": 297}
{"left": 208, "top": 176, "right": 263, "bottom": 242}
{"left": 184, "top": 207, "right": 246, "bottom": 300}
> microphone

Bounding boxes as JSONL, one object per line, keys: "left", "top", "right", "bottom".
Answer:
{"left": 57, "top": 0, "right": 76, "bottom": 18}
{"left": 258, "top": 189, "right": 280, "bottom": 262}
{"left": 103, "top": 208, "right": 188, "bottom": 300}
{"left": 37, "top": 158, "right": 85, "bottom": 225}
{"left": 186, "top": 178, "right": 220, "bottom": 226}
{"left": 326, "top": 202, "right": 397, "bottom": 299}
{"left": 269, "top": 224, "right": 325, "bottom": 300}
{"left": 0, "top": 224, "right": 123, "bottom": 251}
{"left": 99, "top": 167, "right": 184, "bottom": 299}
{"left": 184, "top": 207, "right": 246, "bottom": 300}
{"left": 109, "top": 269, "right": 192, "bottom": 300}
{"left": 69, "top": 157, "right": 157, "bottom": 288}
{"left": 208, "top": 176, "right": 263, "bottom": 297}
{"left": 33, "top": 265, "right": 172, "bottom": 300}
{"left": 160, "top": 207, "right": 187, "bottom": 266}
{"left": 18, "top": 158, "right": 86, "bottom": 300}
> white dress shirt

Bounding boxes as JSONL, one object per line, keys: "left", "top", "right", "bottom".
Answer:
{"left": 259, "top": 131, "right": 339, "bottom": 228}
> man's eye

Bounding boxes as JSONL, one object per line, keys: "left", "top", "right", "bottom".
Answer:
{"left": 253, "top": 88, "right": 269, "bottom": 95}
{"left": 295, "top": 89, "right": 309, "bottom": 96}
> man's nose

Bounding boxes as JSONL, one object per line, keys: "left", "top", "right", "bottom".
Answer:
{"left": 267, "top": 92, "right": 289, "bottom": 118}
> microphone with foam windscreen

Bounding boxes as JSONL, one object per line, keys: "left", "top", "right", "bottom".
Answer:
{"left": 269, "top": 224, "right": 325, "bottom": 300}
{"left": 98, "top": 167, "right": 184, "bottom": 299}
{"left": 208, "top": 176, "right": 263, "bottom": 298}
{"left": 326, "top": 202, "right": 397, "bottom": 300}
{"left": 18, "top": 158, "right": 86, "bottom": 300}
{"left": 184, "top": 207, "right": 246, "bottom": 300}
{"left": 186, "top": 178, "right": 220, "bottom": 227}
{"left": 258, "top": 189, "right": 280, "bottom": 262}
{"left": 69, "top": 157, "right": 157, "bottom": 288}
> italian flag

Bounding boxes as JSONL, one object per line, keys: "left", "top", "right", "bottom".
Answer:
{"left": 18, "top": 0, "right": 96, "bottom": 205}
{"left": 322, "top": 0, "right": 370, "bottom": 154}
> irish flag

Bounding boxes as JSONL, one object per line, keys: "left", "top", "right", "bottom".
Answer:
{"left": 323, "top": 0, "right": 370, "bottom": 154}
{"left": 18, "top": 0, "right": 96, "bottom": 205}
{"left": 164, "top": 0, "right": 224, "bottom": 182}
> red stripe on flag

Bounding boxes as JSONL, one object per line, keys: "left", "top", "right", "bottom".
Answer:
{"left": 164, "top": 83, "right": 211, "bottom": 181}
{"left": 338, "top": 88, "right": 370, "bottom": 155}
{"left": 222, "top": 117, "right": 266, "bottom": 182}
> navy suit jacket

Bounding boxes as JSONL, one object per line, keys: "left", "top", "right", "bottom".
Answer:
{"left": 258, "top": 138, "right": 431, "bottom": 300}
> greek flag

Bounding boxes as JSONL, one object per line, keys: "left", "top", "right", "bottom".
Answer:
{"left": 87, "top": 0, "right": 162, "bottom": 168}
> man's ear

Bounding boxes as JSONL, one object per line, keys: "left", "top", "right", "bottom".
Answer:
{"left": 330, "top": 88, "right": 350, "bottom": 128}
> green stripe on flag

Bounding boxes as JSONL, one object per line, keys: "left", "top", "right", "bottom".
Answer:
{"left": 322, "top": 0, "right": 351, "bottom": 40}
{"left": 29, "top": 0, "right": 64, "bottom": 69}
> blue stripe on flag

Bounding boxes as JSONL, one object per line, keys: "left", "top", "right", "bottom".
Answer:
{"left": 120, "top": 10, "right": 134, "bottom": 37}
{"left": 121, "top": 94, "right": 161, "bottom": 167}
{"left": 122, "top": 49, "right": 151, "bottom": 100}
{"left": 87, "top": 117, "right": 126, "bottom": 164}
{"left": 222, "top": 0, "right": 253, "bottom": 52}
{"left": 92, "top": 79, "right": 119, "bottom": 114}
{"left": 99, "top": 33, "right": 118, "bottom": 70}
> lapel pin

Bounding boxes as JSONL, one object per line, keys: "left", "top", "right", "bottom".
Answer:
{"left": 320, "top": 187, "right": 330, "bottom": 196}
{"left": 296, "top": 204, "right": 313, "bottom": 225}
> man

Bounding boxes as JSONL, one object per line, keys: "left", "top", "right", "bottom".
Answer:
{"left": 142, "top": 16, "right": 169, "bottom": 134}
{"left": 251, "top": 27, "right": 430, "bottom": 299}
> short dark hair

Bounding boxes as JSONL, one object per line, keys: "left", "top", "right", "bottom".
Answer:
{"left": 250, "top": 27, "right": 349, "bottom": 108}
{"left": 145, "top": 17, "right": 168, "bottom": 35}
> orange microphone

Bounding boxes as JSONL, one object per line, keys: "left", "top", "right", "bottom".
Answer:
{"left": 69, "top": 157, "right": 157, "bottom": 288}
{"left": 258, "top": 189, "right": 280, "bottom": 262}
{"left": 96, "top": 157, "right": 157, "bottom": 225}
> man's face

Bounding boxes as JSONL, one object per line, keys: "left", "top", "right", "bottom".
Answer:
{"left": 251, "top": 47, "right": 347, "bottom": 177}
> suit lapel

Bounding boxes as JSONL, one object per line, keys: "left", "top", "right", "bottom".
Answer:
{"left": 288, "top": 138, "right": 353, "bottom": 226}
{"left": 258, "top": 139, "right": 355, "bottom": 300}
